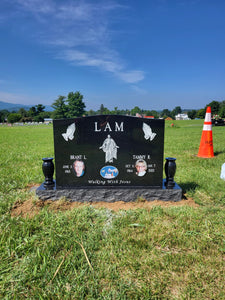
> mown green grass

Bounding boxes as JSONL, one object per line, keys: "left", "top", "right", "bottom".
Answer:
{"left": 164, "top": 120, "right": 225, "bottom": 205}
{"left": 0, "top": 121, "right": 225, "bottom": 299}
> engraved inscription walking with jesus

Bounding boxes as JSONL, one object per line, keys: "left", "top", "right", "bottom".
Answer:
{"left": 53, "top": 115, "right": 164, "bottom": 188}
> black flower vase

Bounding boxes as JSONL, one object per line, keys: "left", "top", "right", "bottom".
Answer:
{"left": 42, "top": 157, "right": 54, "bottom": 187}
{"left": 165, "top": 157, "right": 176, "bottom": 189}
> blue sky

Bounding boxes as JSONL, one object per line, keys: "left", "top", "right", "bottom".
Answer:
{"left": 0, "top": 0, "right": 225, "bottom": 111}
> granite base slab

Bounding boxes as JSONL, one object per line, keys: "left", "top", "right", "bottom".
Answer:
{"left": 35, "top": 180, "right": 182, "bottom": 202}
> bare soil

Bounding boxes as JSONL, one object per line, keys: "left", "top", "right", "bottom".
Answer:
{"left": 11, "top": 195, "right": 199, "bottom": 218}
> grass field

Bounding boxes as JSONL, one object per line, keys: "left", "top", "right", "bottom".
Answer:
{"left": 0, "top": 120, "right": 225, "bottom": 299}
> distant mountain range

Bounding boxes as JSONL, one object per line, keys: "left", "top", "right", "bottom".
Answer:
{"left": 0, "top": 100, "right": 196, "bottom": 114}
{"left": 0, "top": 101, "right": 53, "bottom": 112}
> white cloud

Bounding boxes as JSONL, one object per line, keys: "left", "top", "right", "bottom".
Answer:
{"left": 63, "top": 49, "right": 120, "bottom": 70}
{"left": 60, "top": 49, "right": 144, "bottom": 83}
{"left": 117, "top": 71, "right": 145, "bottom": 84}
{"left": 130, "top": 85, "right": 147, "bottom": 94}
{"left": 3, "top": 0, "right": 144, "bottom": 84}
{"left": 16, "top": 0, "right": 55, "bottom": 14}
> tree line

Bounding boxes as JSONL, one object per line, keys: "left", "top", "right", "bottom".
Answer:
{"left": 187, "top": 100, "right": 225, "bottom": 119}
{"left": 1, "top": 91, "right": 225, "bottom": 123}
{"left": 0, "top": 104, "right": 50, "bottom": 123}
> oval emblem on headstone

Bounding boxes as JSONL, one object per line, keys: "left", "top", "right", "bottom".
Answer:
{"left": 100, "top": 166, "right": 119, "bottom": 179}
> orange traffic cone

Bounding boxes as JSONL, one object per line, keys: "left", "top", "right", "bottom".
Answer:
{"left": 197, "top": 106, "right": 214, "bottom": 158}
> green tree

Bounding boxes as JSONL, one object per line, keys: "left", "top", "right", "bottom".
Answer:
{"left": 219, "top": 106, "right": 225, "bottom": 118}
{"left": 20, "top": 116, "right": 33, "bottom": 123}
{"left": 125, "top": 109, "right": 131, "bottom": 115}
{"left": 18, "top": 108, "right": 28, "bottom": 118}
{"left": 66, "top": 91, "right": 86, "bottom": 118}
{"left": 187, "top": 110, "right": 197, "bottom": 119}
{"left": 130, "top": 106, "right": 142, "bottom": 116}
{"left": 219, "top": 100, "right": 225, "bottom": 108}
{"left": 86, "top": 109, "right": 96, "bottom": 116}
{"left": 28, "top": 106, "right": 37, "bottom": 117}
{"left": 219, "top": 100, "right": 225, "bottom": 118}
{"left": 171, "top": 106, "right": 182, "bottom": 118}
{"left": 196, "top": 109, "right": 206, "bottom": 119}
{"left": 52, "top": 95, "right": 68, "bottom": 119}
{"left": 7, "top": 113, "right": 21, "bottom": 123}
{"left": 36, "top": 104, "right": 45, "bottom": 114}
{"left": 144, "top": 110, "right": 159, "bottom": 118}
{"left": 111, "top": 107, "right": 119, "bottom": 114}
{"left": 0, "top": 109, "right": 10, "bottom": 122}
{"left": 33, "top": 115, "right": 44, "bottom": 122}
{"left": 205, "top": 101, "right": 220, "bottom": 116}
{"left": 39, "top": 111, "right": 51, "bottom": 119}
{"left": 99, "top": 104, "right": 105, "bottom": 115}
{"left": 97, "top": 104, "right": 111, "bottom": 115}
{"left": 161, "top": 109, "right": 172, "bottom": 119}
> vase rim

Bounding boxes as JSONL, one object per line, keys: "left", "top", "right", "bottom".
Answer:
{"left": 165, "top": 157, "right": 176, "bottom": 160}
{"left": 42, "top": 157, "right": 54, "bottom": 161}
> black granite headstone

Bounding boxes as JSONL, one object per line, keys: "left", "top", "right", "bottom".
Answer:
{"left": 53, "top": 115, "right": 165, "bottom": 189}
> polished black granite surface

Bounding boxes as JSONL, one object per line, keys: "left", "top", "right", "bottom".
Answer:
{"left": 53, "top": 115, "right": 164, "bottom": 188}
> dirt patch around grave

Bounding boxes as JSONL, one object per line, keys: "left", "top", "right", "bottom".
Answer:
{"left": 11, "top": 194, "right": 199, "bottom": 219}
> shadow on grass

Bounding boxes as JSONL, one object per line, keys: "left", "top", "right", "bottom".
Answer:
{"left": 180, "top": 182, "right": 199, "bottom": 194}
{"left": 214, "top": 151, "right": 224, "bottom": 156}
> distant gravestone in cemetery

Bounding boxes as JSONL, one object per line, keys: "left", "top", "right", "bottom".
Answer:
{"left": 36, "top": 115, "right": 182, "bottom": 202}
{"left": 220, "top": 163, "right": 225, "bottom": 180}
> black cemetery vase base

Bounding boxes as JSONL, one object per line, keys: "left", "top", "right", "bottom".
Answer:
{"left": 164, "top": 157, "right": 176, "bottom": 189}
{"left": 42, "top": 157, "right": 55, "bottom": 187}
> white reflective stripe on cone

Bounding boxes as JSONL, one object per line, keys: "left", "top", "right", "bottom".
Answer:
{"left": 205, "top": 113, "right": 211, "bottom": 122}
{"left": 203, "top": 124, "right": 212, "bottom": 131}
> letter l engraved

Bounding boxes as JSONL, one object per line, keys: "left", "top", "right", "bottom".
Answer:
{"left": 94, "top": 122, "right": 101, "bottom": 132}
